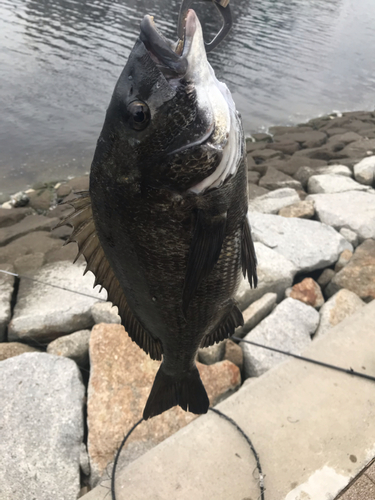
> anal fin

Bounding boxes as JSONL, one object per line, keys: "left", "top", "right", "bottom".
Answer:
{"left": 57, "top": 191, "right": 162, "bottom": 361}
{"left": 200, "top": 303, "right": 244, "bottom": 348}
{"left": 242, "top": 213, "right": 258, "bottom": 288}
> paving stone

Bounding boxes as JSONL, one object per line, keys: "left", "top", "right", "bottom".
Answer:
{"left": 0, "top": 231, "right": 62, "bottom": 265}
{"left": 339, "top": 227, "right": 359, "bottom": 248}
{"left": 0, "top": 352, "right": 84, "bottom": 500}
{"left": 278, "top": 200, "right": 315, "bottom": 219}
{"left": 8, "top": 261, "right": 106, "bottom": 343}
{"left": 236, "top": 242, "right": 296, "bottom": 310}
{"left": 235, "top": 292, "right": 277, "bottom": 337}
{"left": 47, "top": 329, "right": 91, "bottom": 366}
{"left": 248, "top": 187, "right": 300, "bottom": 214}
{"left": 354, "top": 156, "right": 375, "bottom": 186}
{"left": 326, "top": 239, "right": 375, "bottom": 301}
{"left": 91, "top": 301, "right": 121, "bottom": 324}
{"left": 289, "top": 278, "right": 324, "bottom": 309}
{"left": 0, "top": 207, "right": 33, "bottom": 228}
{"left": 87, "top": 324, "right": 241, "bottom": 485}
{"left": 0, "top": 342, "right": 40, "bottom": 361}
{"left": 259, "top": 167, "right": 302, "bottom": 191}
{"left": 307, "top": 174, "right": 370, "bottom": 194}
{"left": 0, "top": 263, "right": 15, "bottom": 342}
{"left": 314, "top": 289, "right": 364, "bottom": 339}
{"left": 338, "top": 474, "right": 375, "bottom": 500}
{"left": 241, "top": 298, "right": 319, "bottom": 377}
{"left": 307, "top": 191, "right": 375, "bottom": 241}
{"left": 334, "top": 249, "right": 353, "bottom": 272}
{"left": 249, "top": 212, "right": 352, "bottom": 273}
{"left": 0, "top": 215, "right": 59, "bottom": 247}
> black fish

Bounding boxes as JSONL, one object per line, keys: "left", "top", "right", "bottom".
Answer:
{"left": 59, "top": 9, "right": 257, "bottom": 419}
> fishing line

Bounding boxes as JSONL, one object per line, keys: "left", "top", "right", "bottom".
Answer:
{"left": 110, "top": 409, "right": 265, "bottom": 500}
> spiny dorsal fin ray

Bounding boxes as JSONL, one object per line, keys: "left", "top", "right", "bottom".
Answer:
{"left": 182, "top": 209, "right": 227, "bottom": 316}
{"left": 242, "top": 213, "right": 258, "bottom": 288}
{"left": 200, "top": 303, "right": 243, "bottom": 348}
{"left": 58, "top": 191, "right": 162, "bottom": 360}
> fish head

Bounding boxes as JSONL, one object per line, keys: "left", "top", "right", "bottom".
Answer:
{"left": 92, "top": 9, "right": 236, "bottom": 191}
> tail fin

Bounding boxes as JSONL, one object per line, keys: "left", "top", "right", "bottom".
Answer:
{"left": 143, "top": 364, "right": 209, "bottom": 420}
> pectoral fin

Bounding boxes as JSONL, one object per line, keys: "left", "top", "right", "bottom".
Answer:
{"left": 56, "top": 192, "right": 162, "bottom": 360}
{"left": 182, "top": 209, "right": 227, "bottom": 316}
{"left": 200, "top": 303, "right": 243, "bottom": 348}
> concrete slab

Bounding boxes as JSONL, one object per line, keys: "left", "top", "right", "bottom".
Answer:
{"left": 82, "top": 301, "right": 375, "bottom": 500}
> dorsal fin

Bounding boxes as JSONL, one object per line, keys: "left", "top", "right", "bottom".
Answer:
{"left": 55, "top": 192, "right": 162, "bottom": 360}
{"left": 200, "top": 303, "right": 243, "bottom": 348}
{"left": 242, "top": 213, "right": 258, "bottom": 288}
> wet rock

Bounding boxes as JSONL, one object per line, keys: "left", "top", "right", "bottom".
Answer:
{"left": 198, "top": 341, "right": 225, "bottom": 365}
{"left": 91, "top": 301, "right": 121, "bottom": 324}
{"left": 0, "top": 207, "right": 33, "bottom": 228}
{"left": 0, "top": 231, "right": 62, "bottom": 265}
{"left": 325, "top": 131, "right": 362, "bottom": 151}
{"left": 314, "top": 289, "right": 365, "bottom": 339}
{"left": 308, "top": 191, "right": 375, "bottom": 241}
{"left": 261, "top": 156, "right": 327, "bottom": 176}
{"left": 246, "top": 141, "right": 267, "bottom": 153}
{"left": 334, "top": 249, "right": 353, "bottom": 272}
{"left": 45, "top": 242, "right": 82, "bottom": 263}
{"left": 317, "top": 268, "right": 336, "bottom": 288}
{"left": 250, "top": 149, "right": 283, "bottom": 163}
{"left": 235, "top": 292, "right": 277, "bottom": 338}
{"left": 307, "top": 174, "right": 370, "bottom": 194}
{"left": 326, "top": 239, "right": 375, "bottom": 301}
{"left": 47, "top": 329, "right": 91, "bottom": 366}
{"left": 268, "top": 140, "right": 300, "bottom": 155}
{"left": 50, "top": 224, "right": 72, "bottom": 240}
{"left": 8, "top": 261, "right": 106, "bottom": 343}
{"left": 251, "top": 133, "right": 272, "bottom": 142}
{"left": 269, "top": 125, "right": 313, "bottom": 136}
{"left": 10, "top": 191, "right": 29, "bottom": 207}
{"left": 65, "top": 176, "right": 90, "bottom": 193}
{"left": 241, "top": 298, "right": 319, "bottom": 378}
{"left": 339, "top": 227, "right": 359, "bottom": 248}
{"left": 247, "top": 171, "right": 261, "bottom": 184}
{"left": 248, "top": 187, "right": 300, "bottom": 214}
{"left": 47, "top": 203, "right": 74, "bottom": 220}
{"left": 223, "top": 340, "right": 243, "bottom": 370}
{"left": 250, "top": 212, "right": 352, "bottom": 273}
{"left": 0, "top": 263, "right": 15, "bottom": 341}
{"left": 14, "top": 252, "right": 45, "bottom": 274}
{"left": 28, "top": 188, "right": 54, "bottom": 211}
{"left": 247, "top": 183, "right": 269, "bottom": 200}
{"left": 354, "top": 156, "right": 375, "bottom": 186}
{"left": 0, "top": 342, "right": 40, "bottom": 361}
{"left": 295, "top": 165, "right": 352, "bottom": 189}
{"left": 278, "top": 200, "right": 315, "bottom": 219}
{"left": 273, "top": 130, "right": 327, "bottom": 148}
{"left": 246, "top": 153, "right": 256, "bottom": 168}
{"left": 340, "top": 138, "right": 375, "bottom": 158}
{"left": 56, "top": 183, "right": 72, "bottom": 198}
{"left": 0, "top": 215, "right": 58, "bottom": 247}
{"left": 235, "top": 243, "right": 296, "bottom": 309}
{"left": 0, "top": 353, "right": 84, "bottom": 500}
{"left": 289, "top": 278, "right": 324, "bottom": 309}
{"left": 87, "top": 324, "right": 241, "bottom": 485}
{"left": 259, "top": 167, "right": 302, "bottom": 191}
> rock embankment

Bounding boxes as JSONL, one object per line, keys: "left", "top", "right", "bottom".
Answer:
{"left": 0, "top": 110, "right": 374, "bottom": 498}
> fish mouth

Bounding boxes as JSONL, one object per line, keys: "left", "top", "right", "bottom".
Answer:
{"left": 140, "top": 10, "right": 197, "bottom": 77}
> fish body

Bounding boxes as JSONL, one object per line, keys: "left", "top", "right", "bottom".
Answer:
{"left": 63, "top": 9, "right": 257, "bottom": 419}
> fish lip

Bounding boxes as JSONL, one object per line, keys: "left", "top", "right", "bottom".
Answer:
{"left": 140, "top": 10, "right": 197, "bottom": 76}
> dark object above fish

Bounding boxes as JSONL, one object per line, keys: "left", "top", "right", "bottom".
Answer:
{"left": 58, "top": 7, "right": 257, "bottom": 419}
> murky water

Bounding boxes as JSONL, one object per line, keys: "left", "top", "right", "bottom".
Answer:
{"left": 1, "top": 0, "right": 375, "bottom": 196}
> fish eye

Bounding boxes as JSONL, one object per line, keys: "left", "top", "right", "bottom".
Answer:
{"left": 128, "top": 100, "right": 151, "bottom": 131}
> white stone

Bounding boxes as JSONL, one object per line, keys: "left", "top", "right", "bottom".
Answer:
{"left": 314, "top": 289, "right": 365, "bottom": 339}
{"left": 241, "top": 298, "right": 319, "bottom": 377}
{"left": 235, "top": 243, "right": 297, "bottom": 310}
{"left": 354, "top": 155, "right": 375, "bottom": 186}
{"left": 307, "top": 174, "right": 370, "bottom": 194}
{"left": 295, "top": 165, "right": 352, "bottom": 189}
{"left": 0, "top": 264, "right": 15, "bottom": 341}
{"left": 198, "top": 341, "right": 225, "bottom": 365}
{"left": 91, "top": 301, "right": 121, "bottom": 324}
{"left": 8, "top": 261, "right": 107, "bottom": 343}
{"left": 339, "top": 227, "right": 359, "bottom": 247}
{"left": 248, "top": 188, "right": 300, "bottom": 214}
{"left": 47, "top": 329, "right": 91, "bottom": 366}
{"left": 308, "top": 190, "right": 375, "bottom": 241}
{"left": 235, "top": 293, "right": 277, "bottom": 338}
{"left": 249, "top": 212, "right": 352, "bottom": 273}
{"left": 0, "top": 353, "right": 84, "bottom": 500}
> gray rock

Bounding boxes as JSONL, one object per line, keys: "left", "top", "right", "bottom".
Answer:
{"left": 241, "top": 298, "right": 319, "bottom": 378}
{"left": 0, "top": 215, "right": 58, "bottom": 247}
{"left": 317, "top": 268, "right": 336, "bottom": 288}
{"left": 268, "top": 140, "right": 300, "bottom": 155}
{"left": 0, "top": 353, "right": 84, "bottom": 500}
{"left": 250, "top": 149, "right": 282, "bottom": 163}
{"left": 273, "top": 130, "right": 327, "bottom": 148}
{"left": 250, "top": 212, "right": 352, "bottom": 273}
{"left": 0, "top": 231, "right": 62, "bottom": 265}
{"left": 198, "top": 341, "right": 226, "bottom": 365}
{"left": 247, "top": 171, "right": 261, "bottom": 184}
{"left": 334, "top": 249, "right": 353, "bottom": 272}
{"left": 14, "top": 252, "right": 45, "bottom": 274}
{"left": 295, "top": 165, "right": 352, "bottom": 189}
{"left": 314, "top": 289, "right": 365, "bottom": 339}
{"left": 91, "top": 301, "right": 121, "bottom": 324}
{"left": 278, "top": 200, "right": 315, "bottom": 219}
{"left": 47, "top": 329, "right": 91, "bottom": 366}
{"left": 8, "top": 261, "right": 107, "bottom": 343}
{"left": 247, "top": 183, "right": 269, "bottom": 200}
{"left": 340, "top": 138, "right": 375, "bottom": 158}
{"left": 235, "top": 243, "right": 297, "bottom": 310}
{"left": 262, "top": 156, "right": 327, "bottom": 176}
{"left": 0, "top": 264, "right": 15, "bottom": 341}
{"left": 307, "top": 191, "right": 375, "bottom": 241}
{"left": 248, "top": 188, "right": 300, "bottom": 214}
{"left": 0, "top": 342, "right": 40, "bottom": 362}
{"left": 354, "top": 156, "right": 375, "bottom": 186}
{"left": 259, "top": 167, "right": 302, "bottom": 191}
{"left": 80, "top": 443, "right": 90, "bottom": 476}
{"left": 339, "top": 227, "right": 359, "bottom": 247}
{"left": 235, "top": 293, "right": 277, "bottom": 338}
{"left": 307, "top": 174, "right": 370, "bottom": 194}
{"left": 0, "top": 207, "right": 33, "bottom": 228}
